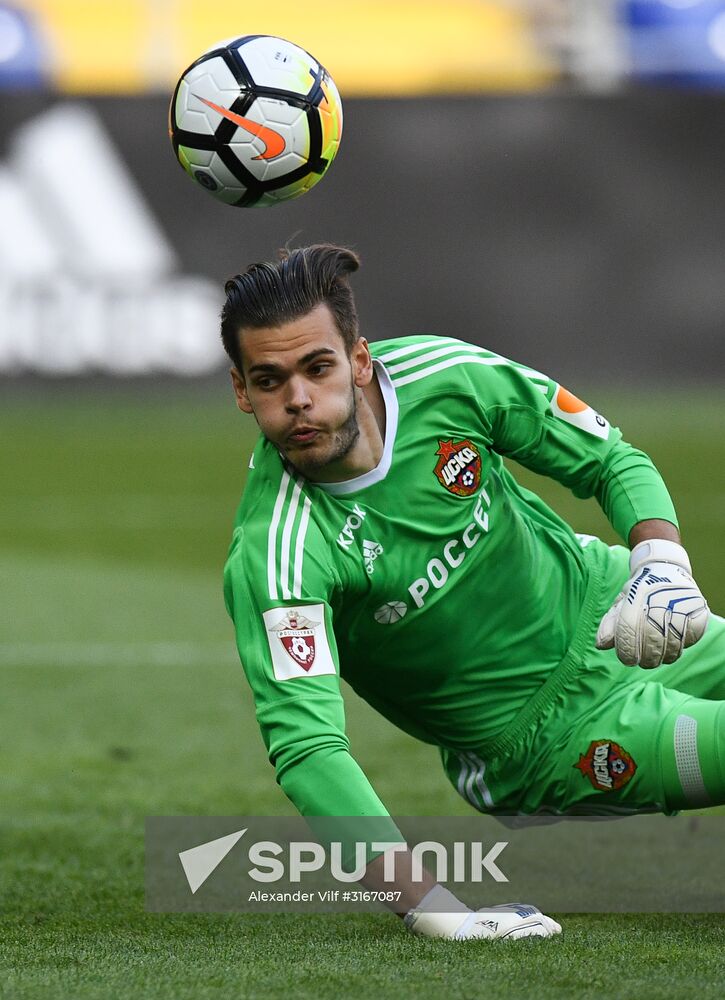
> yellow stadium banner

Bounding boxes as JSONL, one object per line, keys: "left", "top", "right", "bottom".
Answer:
{"left": 14, "top": 0, "right": 558, "bottom": 94}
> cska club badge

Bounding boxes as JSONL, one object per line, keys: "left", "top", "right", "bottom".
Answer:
{"left": 574, "top": 739, "right": 637, "bottom": 792}
{"left": 433, "top": 439, "right": 482, "bottom": 497}
{"left": 268, "top": 610, "right": 318, "bottom": 670}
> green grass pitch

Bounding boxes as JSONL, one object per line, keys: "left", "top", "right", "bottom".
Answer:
{"left": 1, "top": 384, "right": 724, "bottom": 999}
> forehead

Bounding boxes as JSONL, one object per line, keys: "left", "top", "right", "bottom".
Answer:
{"left": 238, "top": 303, "right": 344, "bottom": 370}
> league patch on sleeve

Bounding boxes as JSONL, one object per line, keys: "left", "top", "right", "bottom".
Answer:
{"left": 263, "top": 604, "right": 337, "bottom": 681}
{"left": 550, "top": 385, "right": 610, "bottom": 440}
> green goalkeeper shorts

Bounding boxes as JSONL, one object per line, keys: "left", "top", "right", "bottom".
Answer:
{"left": 441, "top": 544, "right": 725, "bottom": 817}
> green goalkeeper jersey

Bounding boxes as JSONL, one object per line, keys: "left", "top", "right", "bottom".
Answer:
{"left": 223, "top": 335, "right": 678, "bottom": 818}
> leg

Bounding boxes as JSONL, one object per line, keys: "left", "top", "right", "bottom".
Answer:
{"left": 532, "top": 677, "right": 725, "bottom": 815}
{"left": 656, "top": 696, "right": 725, "bottom": 810}
{"left": 440, "top": 663, "right": 725, "bottom": 816}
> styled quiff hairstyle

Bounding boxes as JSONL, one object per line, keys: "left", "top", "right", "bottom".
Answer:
{"left": 220, "top": 244, "right": 361, "bottom": 372}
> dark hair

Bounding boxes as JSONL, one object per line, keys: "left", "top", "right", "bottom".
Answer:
{"left": 220, "top": 244, "right": 361, "bottom": 371}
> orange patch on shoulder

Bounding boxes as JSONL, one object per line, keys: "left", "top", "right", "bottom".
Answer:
{"left": 556, "top": 386, "right": 588, "bottom": 414}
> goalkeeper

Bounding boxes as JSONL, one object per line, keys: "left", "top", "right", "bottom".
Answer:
{"left": 221, "top": 245, "right": 720, "bottom": 940}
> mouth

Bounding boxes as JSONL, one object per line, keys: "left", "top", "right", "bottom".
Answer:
{"left": 287, "top": 427, "right": 321, "bottom": 445}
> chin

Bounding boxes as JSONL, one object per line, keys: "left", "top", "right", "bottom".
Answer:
{"left": 282, "top": 443, "right": 328, "bottom": 472}
{"left": 291, "top": 452, "right": 330, "bottom": 474}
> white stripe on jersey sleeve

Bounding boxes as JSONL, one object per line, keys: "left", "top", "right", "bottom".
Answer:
{"left": 279, "top": 477, "right": 304, "bottom": 600}
{"left": 292, "top": 496, "right": 312, "bottom": 599}
{"left": 391, "top": 354, "right": 511, "bottom": 387}
{"left": 385, "top": 343, "right": 492, "bottom": 376}
{"left": 390, "top": 353, "right": 555, "bottom": 389}
{"left": 376, "top": 337, "right": 459, "bottom": 364}
{"left": 267, "top": 471, "right": 292, "bottom": 600}
{"left": 513, "top": 365, "right": 549, "bottom": 384}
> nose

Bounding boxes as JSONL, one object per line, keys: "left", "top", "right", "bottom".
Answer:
{"left": 284, "top": 375, "right": 313, "bottom": 414}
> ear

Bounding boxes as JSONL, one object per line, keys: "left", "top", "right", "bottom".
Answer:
{"left": 351, "top": 337, "right": 374, "bottom": 388}
{"left": 230, "top": 368, "right": 253, "bottom": 414}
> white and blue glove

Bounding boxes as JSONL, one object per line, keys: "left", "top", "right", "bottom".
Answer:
{"left": 596, "top": 539, "right": 710, "bottom": 669}
{"left": 404, "top": 885, "right": 562, "bottom": 940}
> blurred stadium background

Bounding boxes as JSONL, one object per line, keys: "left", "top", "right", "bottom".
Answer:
{"left": 2, "top": 3, "right": 724, "bottom": 998}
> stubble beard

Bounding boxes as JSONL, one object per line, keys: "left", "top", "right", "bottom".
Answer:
{"left": 282, "top": 381, "right": 360, "bottom": 476}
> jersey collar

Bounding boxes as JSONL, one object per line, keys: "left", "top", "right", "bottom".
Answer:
{"left": 313, "top": 359, "right": 399, "bottom": 495}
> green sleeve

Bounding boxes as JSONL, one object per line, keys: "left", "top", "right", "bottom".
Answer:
{"left": 463, "top": 357, "right": 678, "bottom": 543}
{"left": 223, "top": 515, "right": 397, "bottom": 823}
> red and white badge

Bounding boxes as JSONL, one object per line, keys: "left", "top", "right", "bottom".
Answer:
{"left": 574, "top": 739, "right": 637, "bottom": 792}
{"left": 263, "top": 604, "right": 337, "bottom": 681}
{"left": 433, "top": 438, "right": 482, "bottom": 497}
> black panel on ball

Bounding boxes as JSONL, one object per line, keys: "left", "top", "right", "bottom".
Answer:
{"left": 213, "top": 92, "right": 257, "bottom": 144}
{"left": 215, "top": 142, "right": 264, "bottom": 195}
{"left": 171, "top": 129, "right": 217, "bottom": 152}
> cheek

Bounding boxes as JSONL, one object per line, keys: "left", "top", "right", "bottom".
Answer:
{"left": 248, "top": 396, "right": 282, "bottom": 431}
{"left": 326, "top": 373, "right": 355, "bottom": 411}
{"left": 263, "top": 401, "right": 287, "bottom": 425}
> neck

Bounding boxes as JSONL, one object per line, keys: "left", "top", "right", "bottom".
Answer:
{"left": 363, "top": 366, "right": 387, "bottom": 441}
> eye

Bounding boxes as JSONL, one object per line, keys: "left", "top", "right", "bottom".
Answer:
{"left": 255, "top": 376, "right": 279, "bottom": 390}
{"left": 309, "top": 362, "right": 332, "bottom": 377}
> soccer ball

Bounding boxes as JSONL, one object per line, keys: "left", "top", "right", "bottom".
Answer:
{"left": 169, "top": 35, "right": 343, "bottom": 207}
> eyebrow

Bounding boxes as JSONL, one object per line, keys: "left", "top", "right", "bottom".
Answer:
{"left": 247, "top": 347, "right": 338, "bottom": 375}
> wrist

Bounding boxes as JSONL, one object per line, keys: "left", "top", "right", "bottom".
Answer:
{"left": 404, "top": 884, "right": 471, "bottom": 938}
{"left": 629, "top": 538, "right": 692, "bottom": 576}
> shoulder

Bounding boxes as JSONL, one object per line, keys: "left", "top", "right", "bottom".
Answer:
{"left": 229, "top": 441, "right": 311, "bottom": 554}
{"left": 225, "top": 445, "right": 334, "bottom": 602}
{"left": 371, "top": 334, "right": 518, "bottom": 399}
{"left": 230, "top": 437, "right": 287, "bottom": 532}
{"left": 369, "top": 334, "right": 471, "bottom": 363}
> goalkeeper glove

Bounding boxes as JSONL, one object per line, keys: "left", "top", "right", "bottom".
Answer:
{"left": 596, "top": 539, "right": 709, "bottom": 668}
{"left": 404, "top": 885, "right": 562, "bottom": 940}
